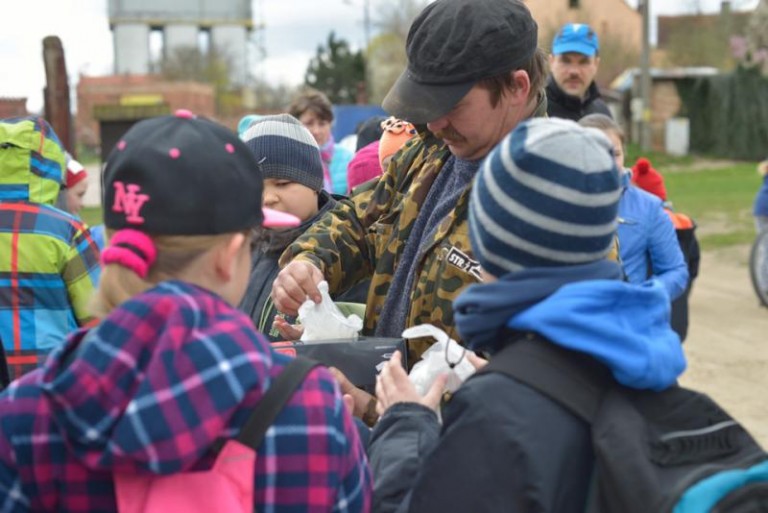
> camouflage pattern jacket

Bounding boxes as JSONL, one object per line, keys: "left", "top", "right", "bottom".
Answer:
{"left": 281, "top": 97, "right": 548, "bottom": 359}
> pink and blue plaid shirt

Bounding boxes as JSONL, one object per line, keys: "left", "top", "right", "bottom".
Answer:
{"left": 0, "top": 280, "right": 371, "bottom": 512}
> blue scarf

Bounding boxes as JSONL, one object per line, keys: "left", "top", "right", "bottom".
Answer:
{"left": 453, "top": 260, "right": 623, "bottom": 353}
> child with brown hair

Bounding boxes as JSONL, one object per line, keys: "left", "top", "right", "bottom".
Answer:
{"left": 289, "top": 88, "right": 353, "bottom": 195}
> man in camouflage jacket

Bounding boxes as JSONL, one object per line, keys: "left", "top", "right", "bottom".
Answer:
{"left": 273, "top": 0, "right": 547, "bottom": 418}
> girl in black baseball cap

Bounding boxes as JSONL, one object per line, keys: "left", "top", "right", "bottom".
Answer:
{"left": 0, "top": 110, "right": 373, "bottom": 512}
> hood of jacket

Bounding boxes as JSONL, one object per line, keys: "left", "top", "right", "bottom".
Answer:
{"left": 37, "top": 280, "right": 274, "bottom": 474}
{"left": 454, "top": 261, "right": 685, "bottom": 392}
{"left": 507, "top": 278, "right": 686, "bottom": 391}
{"left": 0, "top": 117, "right": 66, "bottom": 205}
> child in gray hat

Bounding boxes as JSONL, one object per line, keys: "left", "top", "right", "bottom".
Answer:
{"left": 239, "top": 114, "right": 364, "bottom": 339}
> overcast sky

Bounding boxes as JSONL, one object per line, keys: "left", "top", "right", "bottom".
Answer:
{"left": 0, "top": 0, "right": 759, "bottom": 113}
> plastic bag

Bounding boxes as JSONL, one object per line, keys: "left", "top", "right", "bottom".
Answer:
{"left": 298, "top": 281, "right": 363, "bottom": 342}
{"left": 403, "top": 324, "right": 476, "bottom": 396}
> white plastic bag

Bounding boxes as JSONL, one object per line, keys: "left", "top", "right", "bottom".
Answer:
{"left": 403, "top": 324, "right": 476, "bottom": 396}
{"left": 298, "top": 281, "right": 364, "bottom": 341}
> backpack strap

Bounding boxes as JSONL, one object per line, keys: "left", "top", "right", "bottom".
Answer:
{"left": 237, "top": 356, "right": 320, "bottom": 450}
{"left": 480, "top": 332, "right": 613, "bottom": 424}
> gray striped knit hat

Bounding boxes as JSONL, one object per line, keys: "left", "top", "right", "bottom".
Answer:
{"left": 240, "top": 114, "right": 324, "bottom": 191}
{"left": 470, "top": 117, "right": 621, "bottom": 277}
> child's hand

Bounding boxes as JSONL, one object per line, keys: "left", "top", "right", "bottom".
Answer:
{"left": 375, "top": 351, "right": 448, "bottom": 416}
{"left": 272, "top": 316, "right": 304, "bottom": 341}
{"left": 328, "top": 367, "right": 375, "bottom": 420}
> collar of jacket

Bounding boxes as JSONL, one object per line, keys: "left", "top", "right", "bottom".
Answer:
{"left": 546, "top": 77, "right": 602, "bottom": 111}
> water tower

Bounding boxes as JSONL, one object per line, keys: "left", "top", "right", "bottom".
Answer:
{"left": 108, "top": 0, "right": 254, "bottom": 85}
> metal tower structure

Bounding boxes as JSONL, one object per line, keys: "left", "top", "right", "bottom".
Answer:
{"left": 108, "top": 0, "right": 255, "bottom": 86}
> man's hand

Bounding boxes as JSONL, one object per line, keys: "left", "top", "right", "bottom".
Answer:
{"left": 376, "top": 351, "right": 448, "bottom": 416}
{"left": 271, "top": 261, "right": 324, "bottom": 316}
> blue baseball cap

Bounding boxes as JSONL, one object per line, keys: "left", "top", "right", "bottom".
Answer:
{"left": 552, "top": 23, "right": 599, "bottom": 57}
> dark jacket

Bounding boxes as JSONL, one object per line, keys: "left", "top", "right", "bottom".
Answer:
{"left": 240, "top": 191, "right": 368, "bottom": 340}
{"left": 368, "top": 263, "right": 687, "bottom": 513}
{"left": 546, "top": 77, "right": 612, "bottom": 121}
{"left": 369, "top": 375, "right": 594, "bottom": 513}
{"left": 666, "top": 210, "right": 700, "bottom": 342}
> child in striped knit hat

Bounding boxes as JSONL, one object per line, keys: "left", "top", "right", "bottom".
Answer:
{"left": 368, "top": 118, "right": 686, "bottom": 511}
{"left": 0, "top": 111, "right": 371, "bottom": 512}
{"left": 239, "top": 114, "right": 369, "bottom": 340}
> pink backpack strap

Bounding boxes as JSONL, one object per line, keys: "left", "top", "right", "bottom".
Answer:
{"left": 115, "top": 357, "right": 319, "bottom": 513}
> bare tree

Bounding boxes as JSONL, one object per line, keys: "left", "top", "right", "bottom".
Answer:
{"left": 373, "top": 0, "right": 427, "bottom": 40}
{"left": 364, "top": 0, "right": 427, "bottom": 103}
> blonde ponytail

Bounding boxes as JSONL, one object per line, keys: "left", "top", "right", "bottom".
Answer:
{"left": 90, "top": 230, "right": 236, "bottom": 318}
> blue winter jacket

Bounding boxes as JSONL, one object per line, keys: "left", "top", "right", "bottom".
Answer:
{"left": 754, "top": 173, "right": 768, "bottom": 217}
{"left": 618, "top": 172, "right": 688, "bottom": 301}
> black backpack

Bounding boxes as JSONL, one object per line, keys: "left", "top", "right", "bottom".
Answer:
{"left": 483, "top": 333, "right": 768, "bottom": 513}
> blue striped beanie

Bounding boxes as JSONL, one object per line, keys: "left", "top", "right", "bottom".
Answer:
{"left": 240, "top": 114, "right": 324, "bottom": 192}
{"left": 469, "top": 117, "right": 621, "bottom": 277}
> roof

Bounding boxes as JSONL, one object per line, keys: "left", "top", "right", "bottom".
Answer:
{"left": 610, "top": 67, "right": 721, "bottom": 91}
{"left": 657, "top": 10, "right": 753, "bottom": 48}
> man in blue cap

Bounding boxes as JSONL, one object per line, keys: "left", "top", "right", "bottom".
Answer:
{"left": 546, "top": 23, "right": 612, "bottom": 121}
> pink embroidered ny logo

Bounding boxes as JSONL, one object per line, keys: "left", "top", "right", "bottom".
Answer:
{"left": 112, "top": 181, "right": 150, "bottom": 224}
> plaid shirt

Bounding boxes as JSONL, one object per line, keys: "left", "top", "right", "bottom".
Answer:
{"left": 0, "top": 280, "right": 371, "bottom": 512}
{"left": 0, "top": 202, "right": 101, "bottom": 380}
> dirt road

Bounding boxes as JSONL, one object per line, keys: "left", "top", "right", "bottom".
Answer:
{"left": 679, "top": 244, "right": 768, "bottom": 446}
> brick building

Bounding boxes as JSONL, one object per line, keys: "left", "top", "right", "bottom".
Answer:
{"left": 76, "top": 74, "right": 215, "bottom": 153}
{"left": 0, "top": 98, "right": 28, "bottom": 119}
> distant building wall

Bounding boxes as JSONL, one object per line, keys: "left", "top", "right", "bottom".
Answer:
{"left": 113, "top": 23, "right": 150, "bottom": 74}
{"left": 76, "top": 74, "right": 215, "bottom": 150}
{"left": 524, "top": 0, "right": 641, "bottom": 52}
{"left": 0, "top": 98, "right": 28, "bottom": 118}
{"left": 650, "top": 81, "right": 683, "bottom": 151}
{"left": 164, "top": 24, "right": 199, "bottom": 56}
{"left": 108, "top": 0, "right": 252, "bottom": 84}
{"left": 211, "top": 25, "right": 248, "bottom": 86}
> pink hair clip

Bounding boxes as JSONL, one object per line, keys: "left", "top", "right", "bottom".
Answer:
{"left": 101, "top": 229, "right": 158, "bottom": 278}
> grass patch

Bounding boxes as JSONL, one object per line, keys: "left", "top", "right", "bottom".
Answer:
{"left": 81, "top": 206, "right": 104, "bottom": 227}
{"left": 625, "top": 143, "right": 696, "bottom": 169}
{"left": 75, "top": 160, "right": 762, "bottom": 252}
{"left": 660, "top": 161, "right": 761, "bottom": 250}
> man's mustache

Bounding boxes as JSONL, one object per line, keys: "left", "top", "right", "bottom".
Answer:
{"left": 432, "top": 127, "right": 465, "bottom": 141}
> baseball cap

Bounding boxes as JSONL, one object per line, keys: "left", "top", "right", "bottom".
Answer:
{"left": 382, "top": 0, "right": 538, "bottom": 125}
{"left": 552, "top": 23, "right": 600, "bottom": 57}
{"left": 103, "top": 109, "right": 299, "bottom": 235}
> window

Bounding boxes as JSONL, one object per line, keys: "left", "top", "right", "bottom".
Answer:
{"left": 569, "top": 0, "right": 580, "bottom": 8}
